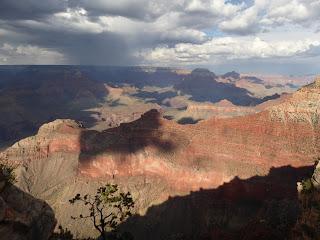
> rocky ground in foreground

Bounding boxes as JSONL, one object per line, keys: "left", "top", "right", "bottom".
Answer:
{"left": 0, "top": 170, "right": 56, "bottom": 240}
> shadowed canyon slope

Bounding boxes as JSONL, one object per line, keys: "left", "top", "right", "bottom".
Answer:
{"left": 174, "top": 68, "right": 280, "bottom": 106}
{"left": 0, "top": 172, "right": 56, "bottom": 240}
{"left": 119, "top": 165, "right": 313, "bottom": 240}
{"left": 0, "top": 77, "right": 320, "bottom": 238}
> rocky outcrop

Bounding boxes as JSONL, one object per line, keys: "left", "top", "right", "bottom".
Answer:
{"left": 184, "top": 99, "right": 257, "bottom": 119}
{"left": 222, "top": 71, "right": 240, "bottom": 80}
{"left": 0, "top": 172, "right": 56, "bottom": 240}
{"left": 269, "top": 77, "right": 320, "bottom": 125}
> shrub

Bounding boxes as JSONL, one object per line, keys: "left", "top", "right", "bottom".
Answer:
{"left": 69, "top": 184, "right": 134, "bottom": 240}
{"left": 0, "top": 162, "right": 16, "bottom": 184}
{"left": 301, "top": 178, "right": 314, "bottom": 194}
{"left": 50, "top": 225, "right": 74, "bottom": 240}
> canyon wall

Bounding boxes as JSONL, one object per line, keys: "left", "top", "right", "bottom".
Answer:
{"left": 0, "top": 77, "right": 320, "bottom": 238}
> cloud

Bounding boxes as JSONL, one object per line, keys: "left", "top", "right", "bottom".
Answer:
{"left": 69, "top": 0, "right": 185, "bottom": 21}
{"left": 140, "top": 37, "right": 320, "bottom": 65}
{"left": 0, "top": 0, "right": 319, "bottom": 74}
{"left": 218, "top": 0, "right": 320, "bottom": 35}
{"left": 185, "top": 0, "right": 244, "bottom": 16}
{"left": 0, "top": 43, "right": 65, "bottom": 64}
{"left": 219, "top": 5, "right": 259, "bottom": 34}
{"left": 99, "top": 13, "right": 208, "bottom": 45}
{"left": 267, "top": 1, "right": 309, "bottom": 24}
{"left": 49, "top": 8, "right": 108, "bottom": 34}
{"left": 0, "top": 0, "right": 67, "bottom": 20}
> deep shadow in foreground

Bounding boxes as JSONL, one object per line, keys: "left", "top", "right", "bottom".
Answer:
{"left": 0, "top": 180, "right": 56, "bottom": 240}
{"left": 117, "top": 165, "right": 314, "bottom": 240}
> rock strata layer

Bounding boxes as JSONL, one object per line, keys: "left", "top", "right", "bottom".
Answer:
{"left": 1, "top": 77, "right": 320, "bottom": 239}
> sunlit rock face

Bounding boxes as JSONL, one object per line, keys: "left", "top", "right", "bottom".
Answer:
{"left": 78, "top": 77, "right": 320, "bottom": 189}
{"left": 269, "top": 77, "right": 320, "bottom": 125}
{"left": 1, "top": 77, "right": 320, "bottom": 239}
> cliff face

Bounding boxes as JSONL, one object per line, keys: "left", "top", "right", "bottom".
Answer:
{"left": 1, "top": 77, "right": 320, "bottom": 238}
{"left": 269, "top": 77, "right": 320, "bottom": 125}
{"left": 0, "top": 172, "right": 56, "bottom": 240}
{"left": 76, "top": 77, "right": 320, "bottom": 190}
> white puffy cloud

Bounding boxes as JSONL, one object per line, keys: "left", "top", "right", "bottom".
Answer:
{"left": 0, "top": 43, "right": 65, "bottom": 64}
{"left": 140, "top": 36, "right": 320, "bottom": 65}
{"left": 185, "top": 0, "right": 244, "bottom": 16}
{"left": 257, "top": 0, "right": 319, "bottom": 27}
{"left": 218, "top": 0, "right": 320, "bottom": 34}
{"left": 219, "top": 6, "right": 259, "bottom": 34}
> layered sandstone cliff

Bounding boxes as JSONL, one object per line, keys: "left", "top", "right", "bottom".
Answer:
{"left": 0, "top": 77, "right": 320, "bottom": 239}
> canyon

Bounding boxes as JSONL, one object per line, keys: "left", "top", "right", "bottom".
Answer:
{"left": 0, "top": 69, "right": 319, "bottom": 239}
{"left": 0, "top": 66, "right": 305, "bottom": 149}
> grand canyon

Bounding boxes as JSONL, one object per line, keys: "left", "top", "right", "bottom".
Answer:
{"left": 0, "top": 66, "right": 319, "bottom": 239}
{"left": 1, "top": 1, "right": 320, "bottom": 239}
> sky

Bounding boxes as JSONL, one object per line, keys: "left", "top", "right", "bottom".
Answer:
{"left": 0, "top": 0, "right": 320, "bottom": 74}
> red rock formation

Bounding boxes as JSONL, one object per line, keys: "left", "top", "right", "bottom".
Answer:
{"left": 76, "top": 78, "right": 320, "bottom": 190}
{"left": 2, "top": 78, "right": 320, "bottom": 192}
{"left": 1, "top": 77, "right": 320, "bottom": 239}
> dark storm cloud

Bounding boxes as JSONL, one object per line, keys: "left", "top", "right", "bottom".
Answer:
{"left": 0, "top": 20, "right": 137, "bottom": 65}
{"left": 68, "top": 0, "right": 159, "bottom": 21}
{"left": 0, "top": 0, "right": 67, "bottom": 20}
{"left": 0, "top": 0, "right": 243, "bottom": 66}
{"left": 0, "top": 0, "right": 139, "bottom": 65}
{"left": 45, "top": 32, "right": 136, "bottom": 65}
{"left": 0, "top": 0, "right": 319, "bottom": 75}
{"left": 0, "top": 0, "right": 209, "bottom": 65}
